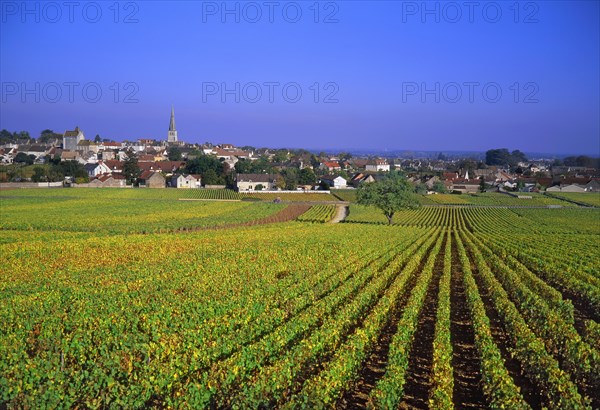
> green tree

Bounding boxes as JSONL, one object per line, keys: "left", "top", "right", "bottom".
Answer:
{"left": 202, "top": 169, "right": 223, "bottom": 185}
{"left": 457, "top": 159, "right": 477, "bottom": 174}
{"left": 31, "top": 166, "right": 46, "bottom": 182}
{"left": 357, "top": 173, "right": 420, "bottom": 225}
{"left": 275, "top": 175, "right": 286, "bottom": 190}
{"left": 0, "top": 129, "right": 13, "bottom": 144}
{"left": 94, "top": 134, "right": 102, "bottom": 143}
{"left": 186, "top": 155, "right": 223, "bottom": 176}
{"left": 0, "top": 130, "right": 30, "bottom": 144}
{"left": 186, "top": 149, "right": 203, "bottom": 159}
{"left": 485, "top": 148, "right": 528, "bottom": 168}
{"left": 58, "top": 161, "right": 88, "bottom": 181}
{"left": 338, "top": 151, "right": 352, "bottom": 161}
{"left": 234, "top": 157, "right": 273, "bottom": 174}
{"left": 563, "top": 155, "right": 600, "bottom": 168}
{"left": 432, "top": 180, "right": 447, "bottom": 193}
{"left": 511, "top": 150, "right": 527, "bottom": 164}
{"left": 310, "top": 154, "right": 321, "bottom": 169}
{"left": 235, "top": 158, "right": 257, "bottom": 174}
{"left": 272, "top": 150, "right": 289, "bottom": 163}
{"left": 168, "top": 146, "right": 182, "bottom": 161}
{"left": 47, "top": 166, "right": 64, "bottom": 182}
{"left": 415, "top": 182, "right": 428, "bottom": 195}
{"left": 281, "top": 168, "right": 298, "bottom": 190}
{"left": 298, "top": 168, "right": 316, "bottom": 185}
{"left": 485, "top": 148, "right": 510, "bottom": 166}
{"left": 479, "top": 177, "right": 486, "bottom": 193}
{"left": 122, "top": 150, "right": 141, "bottom": 185}
{"left": 15, "top": 131, "right": 31, "bottom": 141}
{"left": 14, "top": 153, "right": 37, "bottom": 165}
{"left": 38, "top": 129, "right": 61, "bottom": 143}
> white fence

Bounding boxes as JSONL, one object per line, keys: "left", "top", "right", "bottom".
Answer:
{"left": 243, "top": 190, "right": 331, "bottom": 194}
{"left": 0, "top": 182, "right": 63, "bottom": 189}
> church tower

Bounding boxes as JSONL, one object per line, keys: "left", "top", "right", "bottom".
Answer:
{"left": 168, "top": 106, "right": 178, "bottom": 143}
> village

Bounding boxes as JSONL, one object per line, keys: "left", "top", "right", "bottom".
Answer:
{"left": 0, "top": 109, "right": 599, "bottom": 195}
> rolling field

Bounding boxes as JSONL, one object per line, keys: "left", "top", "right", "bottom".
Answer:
{"left": 330, "top": 189, "right": 358, "bottom": 203}
{"left": 0, "top": 195, "right": 284, "bottom": 233}
{"left": 426, "top": 192, "right": 575, "bottom": 207}
{"left": 0, "top": 187, "right": 243, "bottom": 201}
{"left": 546, "top": 192, "right": 600, "bottom": 207}
{"left": 1, "top": 189, "right": 599, "bottom": 408}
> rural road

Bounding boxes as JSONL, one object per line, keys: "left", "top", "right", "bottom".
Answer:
{"left": 329, "top": 204, "right": 349, "bottom": 223}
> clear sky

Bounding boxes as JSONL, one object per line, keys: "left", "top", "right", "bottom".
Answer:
{"left": 1, "top": 0, "right": 599, "bottom": 154}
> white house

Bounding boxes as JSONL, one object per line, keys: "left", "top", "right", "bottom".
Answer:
{"left": 84, "top": 161, "right": 111, "bottom": 178}
{"left": 236, "top": 173, "right": 277, "bottom": 191}
{"left": 320, "top": 175, "right": 347, "bottom": 189}
{"left": 170, "top": 174, "right": 201, "bottom": 188}
{"left": 365, "top": 159, "right": 390, "bottom": 172}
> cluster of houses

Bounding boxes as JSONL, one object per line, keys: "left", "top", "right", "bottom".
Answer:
{"left": 1, "top": 122, "right": 599, "bottom": 193}
{"left": 317, "top": 163, "right": 599, "bottom": 194}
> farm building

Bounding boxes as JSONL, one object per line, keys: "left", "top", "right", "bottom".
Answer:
{"left": 170, "top": 174, "right": 201, "bottom": 188}
{"left": 236, "top": 173, "right": 278, "bottom": 191}
{"left": 320, "top": 175, "right": 348, "bottom": 189}
{"left": 365, "top": 159, "right": 390, "bottom": 172}
{"left": 139, "top": 170, "right": 166, "bottom": 188}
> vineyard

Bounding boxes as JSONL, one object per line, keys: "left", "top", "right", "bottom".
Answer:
{"left": 0, "top": 195, "right": 284, "bottom": 233}
{"left": 426, "top": 192, "right": 575, "bottom": 207}
{"left": 241, "top": 192, "right": 340, "bottom": 202}
{"left": 296, "top": 205, "right": 337, "bottom": 223}
{"left": 546, "top": 192, "right": 600, "bottom": 208}
{"left": 184, "top": 189, "right": 242, "bottom": 200}
{"left": 1, "top": 191, "right": 599, "bottom": 408}
{"left": 331, "top": 189, "right": 358, "bottom": 203}
{"left": 0, "top": 187, "right": 243, "bottom": 201}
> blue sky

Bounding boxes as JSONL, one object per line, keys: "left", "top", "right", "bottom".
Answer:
{"left": 1, "top": 0, "right": 598, "bottom": 154}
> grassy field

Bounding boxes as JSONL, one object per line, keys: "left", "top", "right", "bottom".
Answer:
{"left": 345, "top": 204, "right": 389, "bottom": 224}
{"left": 0, "top": 187, "right": 243, "bottom": 200}
{"left": 1, "top": 189, "right": 599, "bottom": 408}
{"left": 546, "top": 192, "right": 600, "bottom": 207}
{"left": 330, "top": 189, "right": 357, "bottom": 202}
{"left": 0, "top": 190, "right": 283, "bottom": 233}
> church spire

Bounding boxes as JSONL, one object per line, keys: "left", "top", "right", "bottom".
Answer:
{"left": 167, "top": 106, "right": 178, "bottom": 143}
{"left": 169, "top": 105, "right": 176, "bottom": 131}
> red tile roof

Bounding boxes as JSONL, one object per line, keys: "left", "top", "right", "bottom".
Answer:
{"left": 104, "top": 160, "right": 123, "bottom": 171}
{"left": 443, "top": 172, "right": 459, "bottom": 180}
{"left": 139, "top": 161, "right": 185, "bottom": 172}
{"left": 137, "top": 154, "right": 155, "bottom": 162}
{"left": 322, "top": 161, "right": 341, "bottom": 169}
